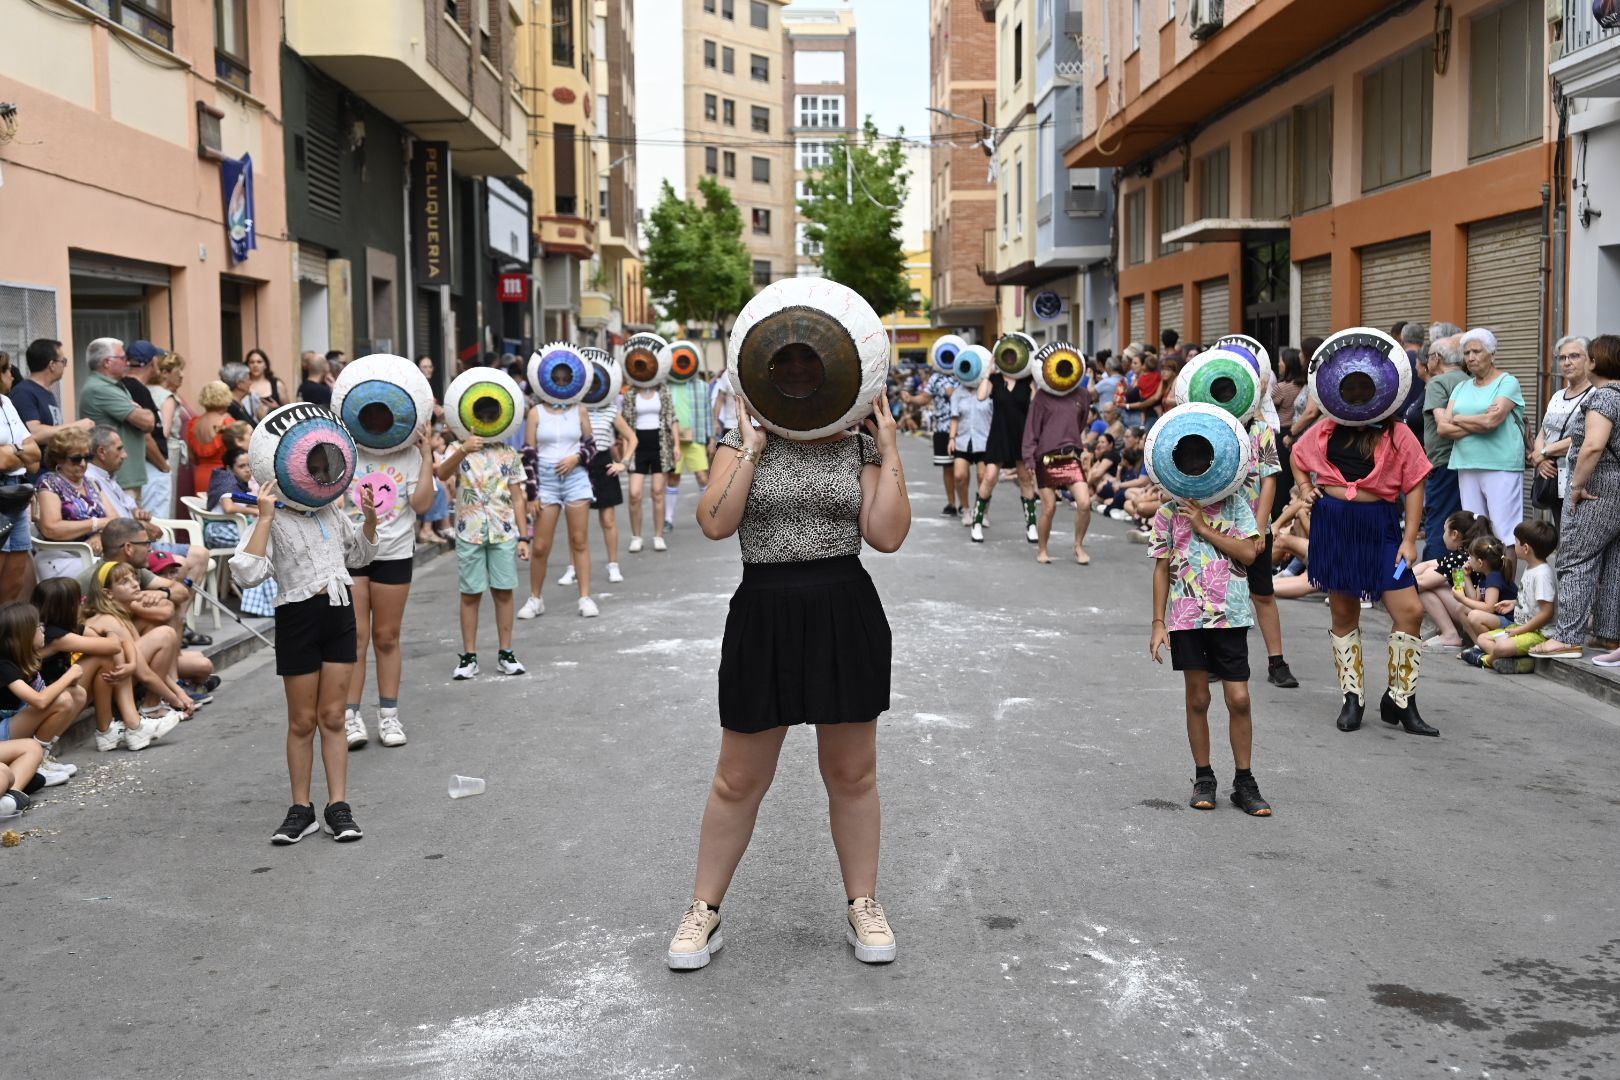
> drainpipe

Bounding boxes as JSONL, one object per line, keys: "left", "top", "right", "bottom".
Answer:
{"left": 1538, "top": 182, "right": 1551, "bottom": 427}
{"left": 402, "top": 134, "right": 416, "bottom": 361}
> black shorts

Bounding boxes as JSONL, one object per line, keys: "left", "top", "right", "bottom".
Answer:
{"left": 1248, "top": 530, "right": 1275, "bottom": 597}
{"left": 589, "top": 453, "right": 624, "bottom": 509}
{"left": 631, "top": 434, "right": 663, "bottom": 475}
{"left": 350, "top": 557, "right": 414, "bottom": 586}
{"left": 275, "top": 591, "right": 358, "bottom": 676}
{"left": 1168, "top": 627, "right": 1251, "bottom": 683}
{"left": 953, "top": 449, "right": 986, "bottom": 464}
{"left": 932, "top": 431, "right": 953, "bottom": 466}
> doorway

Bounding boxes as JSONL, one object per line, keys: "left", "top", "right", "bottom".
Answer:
{"left": 1243, "top": 235, "right": 1291, "bottom": 364}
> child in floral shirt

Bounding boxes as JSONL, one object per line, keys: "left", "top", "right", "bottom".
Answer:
{"left": 1147, "top": 489, "right": 1272, "bottom": 816}
{"left": 436, "top": 435, "right": 531, "bottom": 681}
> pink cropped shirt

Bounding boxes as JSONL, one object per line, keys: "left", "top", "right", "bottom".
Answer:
{"left": 1291, "top": 420, "right": 1432, "bottom": 502}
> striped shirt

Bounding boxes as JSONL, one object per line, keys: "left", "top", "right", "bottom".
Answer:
{"left": 670, "top": 379, "right": 713, "bottom": 444}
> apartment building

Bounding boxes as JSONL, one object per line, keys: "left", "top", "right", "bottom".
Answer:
{"left": 784, "top": 5, "right": 858, "bottom": 279}
{"left": 582, "top": 0, "right": 651, "bottom": 346}
{"left": 1552, "top": 3, "right": 1620, "bottom": 340}
{"left": 929, "top": 0, "right": 999, "bottom": 340}
{"left": 1075, "top": 0, "right": 1554, "bottom": 421}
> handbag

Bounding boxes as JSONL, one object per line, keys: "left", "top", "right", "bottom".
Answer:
{"left": 0, "top": 481, "right": 35, "bottom": 515}
{"left": 1532, "top": 387, "right": 1591, "bottom": 509}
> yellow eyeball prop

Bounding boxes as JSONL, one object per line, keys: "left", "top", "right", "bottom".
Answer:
{"left": 992, "top": 332, "right": 1036, "bottom": 379}
{"left": 664, "top": 340, "right": 702, "bottom": 384}
{"left": 1031, "top": 342, "right": 1086, "bottom": 396}
{"left": 931, "top": 334, "right": 967, "bottom": 376}
{"left": 622, "top": 332, "right": 670, "bottom": 388}
{"left": 444, "top": 366, "right": 524, "bottom": 442}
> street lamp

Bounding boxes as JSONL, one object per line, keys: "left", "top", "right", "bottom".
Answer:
{"left": 925, "top": 106, "right": 996, "bottom": 155}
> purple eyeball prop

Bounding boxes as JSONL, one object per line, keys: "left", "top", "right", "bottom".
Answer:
{"left": 250, "top": 402, "right": 358, "bottom": 512}
{"left": 528, "top": 343, "right": 591, "bottom": 406}
{"left": 931, "top": 334, "right": 967, "bottom": 376}
{"left": 1143, "top": 402, "right": 1255, "bottom": 506}
{"left": 1212, "top": 334, "right": 1270, "bottom": 380}
{"left": 1309, "top": 328, "right": 1412, "bottom": 427}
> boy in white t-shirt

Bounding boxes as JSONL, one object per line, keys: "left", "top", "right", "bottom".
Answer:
{"left": 1466, "top": 520, "right": 1559, "bottom": 673}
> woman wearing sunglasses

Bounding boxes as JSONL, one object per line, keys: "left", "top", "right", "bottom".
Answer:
{"left": 34, "top": 427, "right": 111, "bottom": 580}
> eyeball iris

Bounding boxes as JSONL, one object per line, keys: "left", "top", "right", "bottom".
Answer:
{"left": 993, "top": 333, "right": 1034, "bottom": 377}
{"left": 1176, "top": 350, "right": 1261, "bottom": 424}
{"left": 339, "top": 380, "right": 418, "bottom": 451}
{"left": 1309, "top": 328, "right": 1412, "bottom": 427}
{"left": 530, "top": 344, "right": 590, "bottom": 405}
{"left": 932, "top": 334, "right": 966, "bottom": 375}
{"left": 1033, "top": 343, "right": 1085, "bottom": 396}
{"left": 459, "top": 382, "right": 517, "bottom": 437}
{"left": 254, "top": 406, "right": 356, "bottom": 511}
{"left": 1143, "top": 403, "right": 1254, "bottom": 505}
{"left": 953, "top": 345, "right": 989, "bottom": 386}
{"left": 668, "top": 342, "right": 701, "bottom": 383}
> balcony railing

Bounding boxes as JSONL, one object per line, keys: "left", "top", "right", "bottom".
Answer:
{"left": 1066, "top": 188, "right": 1108, "bottom": 217}
{"left": 1563, "top": 0, "right": 1620, "bottom": 56}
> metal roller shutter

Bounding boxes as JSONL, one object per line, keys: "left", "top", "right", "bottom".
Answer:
{"left": 297, "top": 243, "right": 329, "bottom": 285}
{"left": 1198, "top": 277, "right": 1229, "bottom": 341}
{"left": 1467, "top": 211, "right": 1543, "bottom": 511}
{"left": 1156, "top": 287, "right": 1185, "bottom": 343}
{"left": 1359, "top": 235, "right": 1430, "bottom": 334}
{"left": 1298, "top": 257, "right": 1333, "bottom": 341}
{"left": 1127, "top": 296, "right": 1145, "bottom": 346}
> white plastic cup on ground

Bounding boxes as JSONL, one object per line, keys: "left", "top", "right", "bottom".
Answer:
{"left": 448, "top": 775, "right": 486, "bottom": 799}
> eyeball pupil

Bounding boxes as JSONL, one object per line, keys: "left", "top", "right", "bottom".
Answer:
{"left": 472, "top": 395, "right": 503, "bottom": 423}
{"left": 357, "top": 401, "right": 396, "bottom": 435}
{"left": 1211, "top": 376, "right": 1237, "bottom": 403}
{"left": 1173, "top": 434, "right": 1215, "bottom": 476}
{"left": 1055, "top": 358, "right": 1075, "bottom": 379}
{"left": 552, "top": 364, "right": 575, "bottom": 388}
{"left": 1341, "top": 371, "right": 1377, "bottom": 406}
{"left": 306, "top": 443, "right": 345, "bottom": 485}
{"left": 768, "top": 342, "right": 825, "bottom": 399}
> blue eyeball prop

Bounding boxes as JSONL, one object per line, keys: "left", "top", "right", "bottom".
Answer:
{"left": 249, "top": 402, "right": 358, "bottom": 513}
{"left": 992, "top": 332, "right": 1036, "bottom": 379}
{"left": 1143, "top": 402, "right": 1255, "bottom": 506}
{"left": 1174, "top": 348, "right": 1262, "bottom": 424}
{"left": 953, "top": 344, "right": 990, "bottom": 387}
{"left": 528, "top": 343, "right": 591, "bottom": 406}
{"left": 1309, "top": 327, "right": 1412, "bottom": 427}
{"left": 579, "top": 347, "right": 623, "bottom": 410}
{"left": 931, "top": 334, "right": 967, "bottom": 376}
{"left": 330, "top": 354, "right": 433, "bottom": 454}
{"left": 622, "top": 332, "right": 670, "bottom": 388}
{"left": 444, "top": 365, "right": 525, "bottom": 442}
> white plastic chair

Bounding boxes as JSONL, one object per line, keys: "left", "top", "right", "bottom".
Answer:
{"left": 32, "top": 538, "right": 96, "bottom": 583}
{"left": 176, "top": 496, "right": 246, "bottom": 629}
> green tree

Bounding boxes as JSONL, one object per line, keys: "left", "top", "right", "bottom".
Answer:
{"left": 799, "top": 119, "right": 912, "bottom": 316}
{"left": 643, "top": 177, "right": 753, "bottom": 334}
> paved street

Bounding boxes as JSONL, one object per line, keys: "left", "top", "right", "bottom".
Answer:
{"left": 7, "top": 435, "right": 1620, "bottom": 1080}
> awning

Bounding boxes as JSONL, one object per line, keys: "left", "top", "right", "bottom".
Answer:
{"left": 1162, "top": 218, "right": 1290, "bottom": 245}
{"left": 979, "top": 261, "right": 1074, "bottom": 288}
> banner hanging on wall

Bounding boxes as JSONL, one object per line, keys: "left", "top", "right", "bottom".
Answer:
{"left": 221, "top": 153, "right": 256, "bottom": 265}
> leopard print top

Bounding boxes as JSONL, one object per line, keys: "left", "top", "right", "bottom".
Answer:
{"left": 719, "top": 428, "right": 883, "bottom": 564}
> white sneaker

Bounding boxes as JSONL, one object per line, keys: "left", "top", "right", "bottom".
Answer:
{"left": 345, "top": 708, "right": 368, "bottom": 750}
{"left": 578, "top": 597, "right": 600, "bottom": 618}
{"left": 517, "top": 595, "right": 545, "bottom": 620}
{"left": 970, "top": 521, "right": 984, "bottom": 543}
{"left": 668, "top": 900, "right": 723, "bottom": 970}
{"left": 125, "top": 710, "right": 181, "bottom": 751}
{"left": 377, "top": 708, "right": 407, "bottom": 747}
{"left": 607, "top": 563, "right": 624, "bottom": 583}
{"left": 41, "top": 744, "right": 77, "bottom": 777}
{"left": 652, "top": 536, "right": 667, "bottom": 552}
{"left": 496, "top": 650, "right": 527, "bottom": 675}
{"left": 558, "top": 565, "right": 577, "bottom": 586}
{"left": 846, "top": 897, "right": 897, "bottom": 964}
{"left": 95, "top": 721, "right": 126, "bottom": 752}
{"left": 628, "top": 536, "right": 644, "bottom": 553}
{"left": 453, "top": 653, "right": 480, "bottom": 680}
{"left": 1108, "top": 508, "right": 1130, "bottom": 521}
{"left": 38, "top": 761, "right": 72, "bottom": 787}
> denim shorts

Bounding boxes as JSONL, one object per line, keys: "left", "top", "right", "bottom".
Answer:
{"left": 535, "top": 463, "right": 593, "bottom": 507}
{"left": 0, "top": 710, "right": 15, "bottom": 739}
{"left": 0, "top": 507, "right": 31, "bottom": 553}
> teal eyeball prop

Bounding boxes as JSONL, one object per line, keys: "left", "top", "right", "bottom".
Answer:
{"left": 727, "top": 277, "right": 889, "bottom": 441}
{"left": 527, "top": 343, "right": 590, "bottom": 407}
{"left": 663, "top": 340, "right": 703, "bottom": 384}
{"left": 992, "top": 332, "right": 1036, "bottom": 379}
{"left": 444, "top": 365, "right": 525, "bottom": 442}
{"left": 1173, "top": 348, "right": 1262, "bottom": 423}
{"left": 1212, "top": 334, "right": 1269, "bottom": 379}
{"left": 953, "top": 344, "right": 991, "bottom": 387}
{"left": 1031, "top": 342, "right": 1086, "bottom": 397}
{"left": 1309, "top": 327, "right": 1411, "bottom": 427}
{"left": 249, "top": 402, "right": 358, "bottom": 513}
{"left": 931, "top": 334, "right": 967, "bottom": 376}
{"left": 579, "top": 347, "right": 623, "bottom": 410}
{"left": 622, "top": 332, "right": 670, "bottom": 388}
{"left": 330, "top": 353, "right": 433, "bottom": 454}
{"left": 1144, "top": 402, "right": 1255, "bottom": 506}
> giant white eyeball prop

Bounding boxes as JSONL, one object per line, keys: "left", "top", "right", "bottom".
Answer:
{"left": 250, "top": 402, "right": 358, "bottom": 513}
{"left": 622, "top": 332, "right": 670, "bottom": 388}
{"left": 663, "top": 339, "right": 702, "bottom": 384}
{"left": 1144, "top": 402, "right": 1255, "bottom": 506}
{"left": 1174, "top": 348, "right": 1262, "bottom": 424}
{"left": 1212, "top": 334, "right": 1270, "bottom": 380}
{"left": 1309, "top": 328, "right": 1412, "bottom": 427}
{"left": 952, "top": 344, "right": 991, "bottom": 388}
{"left": 1031, "top": 342, "right": 1086, "bottom": 397}
{"left": 931, "top": 334, "right": 967, "bottom": 376}
{"left": 444, "top": 365, "right": 525, "bottom": 442}
{"left": 992, "top": 332, "right": 1036, "bottom": 380}
{"left": 726, "top": 278, "right": 889, "bottom": 441}
{"left": 527, "top": 343, "right": 590, "bottom": 407}
{"left": 330, "top": 353, "right": 433, "bottom": 454}
{"left": 579, "top": 347, "right": 623, "bottom": 411}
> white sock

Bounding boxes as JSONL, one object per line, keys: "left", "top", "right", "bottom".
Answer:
{"left": 665, "top": 489, "right": 679, "bottom": 521}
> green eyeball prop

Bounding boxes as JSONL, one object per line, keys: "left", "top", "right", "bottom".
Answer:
{"left": 444, "top": 366, "right": 524, "bottom": 442}
{"left": 1173, "top": 348, "right": 1262, "bottom": 423}
{"left": 992, "top": 332, "right": 1036, "bottom": 379}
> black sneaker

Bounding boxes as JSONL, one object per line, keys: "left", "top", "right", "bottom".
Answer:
{"left": 1189, "top": 777, "right": 1218, "bottom": 810}
{"left": 271, "top": 803, "right": 318, "bottom": 845}
{"left": 1267, "top": 660, "right": 1299, "bottom": 688}
{"left": 941, "top": 504, "right": 958, "bottom": 517}
{"left": 1460, "top": 646, "right": 1486, "bottom": 668}
{"left": 1230, "top": 776, "right": 1273, "bottom": 817}
{"left": 323, "top": 802, "right": 363, "bottom": 842}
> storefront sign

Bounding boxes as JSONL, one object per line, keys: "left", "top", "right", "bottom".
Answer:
{"left": 498, "top": 273, "right": 529, "bottom": 303}
{"left": 1032, "top": 290, "right": 1064, "bottom": 322}
{"left": 411, "top": 142, "right": 452, "bottom": 287}
{"left": 220, "top": 153, "right": 256, "bottom": 264}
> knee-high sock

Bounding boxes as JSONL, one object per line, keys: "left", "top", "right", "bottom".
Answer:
{"left": 665, "top": 487, "right": 679, "bottom": 522}
{"left": 972, "top": 493, "right": 991, "bottom": 526}
{"left": 1331, "top": 628, "right": 1364, "bottom": 705}
{"left": 1386, "top": 631, "right": 1422, "bottom": 707}
{"left": 1022, "top": 497, "right": 1037, "bottom": 528}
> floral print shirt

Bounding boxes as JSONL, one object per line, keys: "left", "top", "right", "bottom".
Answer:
{"left": 1243, "top": 420, "right": 1282, "bottom": 523}
{"left": 1147, "top": 492, "right": 1260, "bottom": 631}
{"left": 451, "top": 442, "right": 523, "bottom": 545}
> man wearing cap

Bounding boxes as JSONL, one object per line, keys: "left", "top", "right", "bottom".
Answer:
{"left": 77, "top": 338, "right": 155, "bottom": 499}
{"left": 125, "top": 341, "right": 174, "bottom": 517}
{"left": 12, "top": 339, "right": 96, "bottom": 450}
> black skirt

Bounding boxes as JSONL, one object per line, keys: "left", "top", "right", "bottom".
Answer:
{"left": 718, "top": 555, "right": 892, "bottom": 733}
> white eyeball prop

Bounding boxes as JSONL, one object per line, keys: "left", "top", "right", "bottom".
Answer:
{"left": 250, "top": 402, "right": 358, "bottom": 513}
{"left": 579, "top": 347, "right": 623, "bottom": 411}
{"left": 1212, "top": 334, "right": 1270, "bottom": 380}
{"left": 727, "top": 277, "right": 889, "bottom": 442}
{"left": 527, "top": 343, "right": 591, "bottom": 407}
{"left": 622, "top": 332, "right": 670, "bottom": 388}
{"left": 952, "top": 344, "right": 991, "bottom": 387}
{"left": 663, "top": 339, "right": 703, "bottom": 384}
{"left": 931, "top": 334, "right": 967, "bottom": 376}
{"left": 1173, "top": 348, "right": 1263, "bottom": 424}
{"left": 1144, "top": 402, "right": 1255, "bottom": 506}
{"left": 1309, "top": 328, "right": 1412, "bottom": 427}
{"left": 992, "top": 332, "right": 1036, "bottom": 379}
{"left": 330, "top": 354, "right": 433, "bottom": 454}
{"left": 444, "top": 365, "right": 525, "bottom": 442}
{"left": 1030, "top": 342, "right": 1086, "bottom": 397}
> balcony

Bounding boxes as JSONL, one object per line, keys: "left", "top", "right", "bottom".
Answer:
{"left": 1066, "top": 187, "right": 1107, "bottom": 217}
{"left": 1552, "top": 1, "right": 1620, "bottom": 98}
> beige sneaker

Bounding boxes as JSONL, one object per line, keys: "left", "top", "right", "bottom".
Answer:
{"left": 846, "top": 897, "right": 896, "bottom": 963}
{"left": 667, "top": 900, "right": 722, "bottom": 970}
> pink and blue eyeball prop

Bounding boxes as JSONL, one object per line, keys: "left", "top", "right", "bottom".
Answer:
{"left": 992, "top": 332, "right": 1036, "bottom": 379}
{"left": 330, "top": 353, "right": 433, "bottom": 454}
{"left": 528, "top": 343, "right": 591, "bottom": 407}
{"left": 663, "top": 340, "right": 703, "bottom": 384}
{"left": 1173, "top": 348, "right": 1262, "bottom": 424}
{"left": 622, "top": 332, "right": 670, "bottom": 388}
{"left": 578, "top": 347, "right": 623, "bottom": 410}
{"left": 351, "top": 471, "right": 400, "bottom": 519}
{"left": 1309, "top": 327, "right": 1412, "bottom": 427}
{"left": 953, "top": 344, "right": 991, "bottom": 387}
{"left": 931, "top": 334, "right": 967, "bottom": 376}
{"left": 1212, "top": 334, "right": 1269, "bottom": 379}
{"left": 444, "top": 365, "right": 525, "bottom": 442}
{"left": 250, "top": 402, "right": 358, "bottom": 513}
{"left": 1143, "top": 402, "right": 1255, "bottom": 506}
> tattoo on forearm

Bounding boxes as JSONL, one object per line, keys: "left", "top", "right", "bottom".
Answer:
{"left": 891, "top": 465, "right": 904, "bottom": 500}
{"left": 709, "top": 460, "right": 744, "bottom": 519}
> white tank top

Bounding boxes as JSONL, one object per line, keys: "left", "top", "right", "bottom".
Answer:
{"left": 534, "top": 405, "right": 582, "bottom": 466}
{"left": 634, "top": 391, "right": 662, "bottom": 431}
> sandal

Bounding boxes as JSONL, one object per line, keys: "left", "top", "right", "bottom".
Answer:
{"left": 1530, "top": 641, "right": 1583, "bottom": 659}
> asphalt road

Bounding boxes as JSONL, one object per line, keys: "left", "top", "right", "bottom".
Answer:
{"left": 7, "top": 434, "right": 1619, "bottom": 1080}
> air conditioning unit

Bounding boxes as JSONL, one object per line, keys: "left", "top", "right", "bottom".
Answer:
{"left": 1190, "top": 0, "right": 1224, "bottom": 41}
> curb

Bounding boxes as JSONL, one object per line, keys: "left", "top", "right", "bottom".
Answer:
{"left": 1535, "top": 655, "right": 1620, "bottom": 710}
